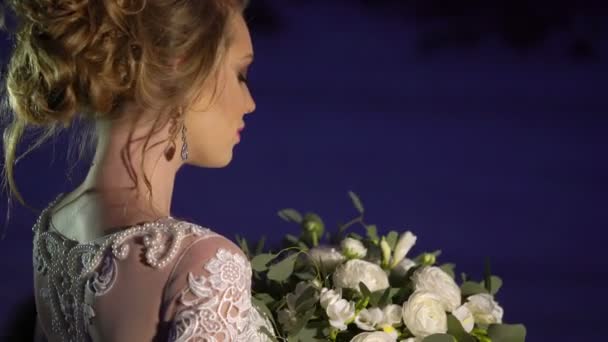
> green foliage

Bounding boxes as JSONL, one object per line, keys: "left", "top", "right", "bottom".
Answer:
{"left": 267, "top": 253, "right": 299, "bottom": 282}
{"left": 487, "top": 324, "right": 527, "bottom": 342}
{"left": 278, "top": 208, "right": 303, "bottom": 223}
{"left": 348, "top": 191, "right": 365, "bottom": 213}
{"left": 460, "top": 281, "right": 490, "bottom": 297}
{"left": 422, "top": 334, "right": 456, "bottom": 342}
{"left": 447, "top": 314, "right": 476, "bottom": 342}
{"left": 249, "top": 191, "right": 525, "bottom": 341}
{"left": 439, "top": 263, "right": 456, "bottom": 279}
{"left": 252, "top": 253, "right": 278, "bottom": 272}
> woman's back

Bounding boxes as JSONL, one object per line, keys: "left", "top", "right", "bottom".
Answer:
{"left": 33, "top": 193, "right": 273, "bottom": 341}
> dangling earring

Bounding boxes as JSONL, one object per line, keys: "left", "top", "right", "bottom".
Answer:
{"left": 181, "top": 118, "right": 188, "bottom": 161}
{"left": 163, "top": 107, "right": 181, "bottom": 161}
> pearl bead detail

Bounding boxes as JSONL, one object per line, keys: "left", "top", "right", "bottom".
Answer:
{"left": 32, "top": 192, "right": 219, "bottom": 341}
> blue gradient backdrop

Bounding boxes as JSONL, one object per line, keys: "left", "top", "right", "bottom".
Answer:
{"left": 1, "top": 1, "right": 606, "bottom": 340}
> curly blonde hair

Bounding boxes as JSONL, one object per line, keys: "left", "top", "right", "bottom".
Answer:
{"left": 0, "top": 0, "right": 249, "bottom": 217}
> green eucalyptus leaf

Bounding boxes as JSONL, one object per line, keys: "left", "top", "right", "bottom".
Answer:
{"left": 422, "top": 334, "right": 456, "bottom": 342}
{"left": 348, "top": 232, "right": 364, "bottom": 240}
{"left": 487, "top": 323, "right": 527, "bottom": 342}
{"left": 294, "top": 326, "right": 319, "bottom": 342}
{"left": 359, "top": 281, "right": 372, "bottom": 298}
{"left": 366, "top": 225, "right": 379, "bottom": 243}
{"left": 278, "top": 209, "right": 303, "bottom": 223}
{"left": 295, "top": 286, "right": 319, "bottom": 311}
{"left": 236, "top": 235, "right": 250, "bottom": 257}
{"left": 386, "top": 231, "right": 399, "bottom": 250}
{"left": 370, "top": 290, "right": 387, "bottom": 307}
{"left": 259, "top": 326, "right": 279, "bottom": 342}
{"left": 254, "top": 293, "right": 276, "bottom": 305}
{"left": 268, "top": 253, "right": 299, "bottom": 282}
{"left": 251, "top": 253, "right": 278, "bottom": 272}
{"left": 294, "top": 271, "right": 316, "bottom": 280}
{"left": 447, "top": 314, "right": 476, "bottom": 342}
{"left": 255, "top": 236, "right": 267, "bottom": 255}
{"left": 479, "top": 275, "right": 503, "bottom": 295}
{"left": 288, "top": 308, "right": 315, "bottom": 337}
{"left": 460, "top": 272, "right": 468, "bottom": 283}
{"left": 286, "top": 234, "right": 300, "bottom": 244}
{"left": 348, "top": 191, "right": 365, "bottom": 213}
{"left": 439, "top": 263, "right": 456, "bottom": 279}
{"left": 413, "top": 250, "right": 442, "bottom": 264}
{"left": 460, "top": 281, "right": 489, "bottom": 297}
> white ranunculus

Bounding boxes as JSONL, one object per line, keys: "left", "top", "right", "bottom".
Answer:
{"left": 326, "top": 298, "right": 356, "bottom": 331}
{"left": 465, "top": 293, "right": 504, "bottom": 325}
{"left": 355, "top": 307, "right": 384, "bottom": 331}
{"left": 351, "top": 331, "right": 397, "bottom": 342}
{"left": 380, "top": 304, "right": 403, "bottom": 327}
{"left": 412, "top": 266, "right": 461, "bottom": 312}
{"left": 307, "top": 246, "right": 346, "bottom": 273}
{"left": 392, "top": 258, "right": 417, "bottom": 278}
{"left": 391, "top": 231, "right": 417, "bottom": 268}
{"left": 341, "top": 237, "right": 368, "bottom": 259}
{"left": 399, "top": 338, "right": 418, "bottom": 342}
{"left": 333, "top": 259, "right": 390, "bottom": 293}
{"left": 402, "top": 291, "right": 448, "bottom": 338}
{"left": 452, "top": 304, "right": 475, "bottom": 332}
{"left": 319, "top": 287, "right": 342, "bottom": 309}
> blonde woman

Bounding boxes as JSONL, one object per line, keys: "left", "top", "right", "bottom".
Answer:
{"left": 1, "top": 0, "right": 275, "bottom": 340}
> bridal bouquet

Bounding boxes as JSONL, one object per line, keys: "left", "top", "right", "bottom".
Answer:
{"left": 237, "top": 192, "right": 526, "bottom": 342}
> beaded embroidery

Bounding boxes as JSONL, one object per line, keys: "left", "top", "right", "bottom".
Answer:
{"left": 32, "top": 193, "right": 219, "bottom": 341}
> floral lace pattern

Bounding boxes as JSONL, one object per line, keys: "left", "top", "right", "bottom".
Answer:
{"left": 169, "top": 248, "right": 254, "bottom": 342}
{"left": 32, "top": 193, "right": 218, "bottom": 341}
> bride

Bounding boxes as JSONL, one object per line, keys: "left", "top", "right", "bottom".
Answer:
{"left": 2, "top": 0, "right": 275, "bottom": 341}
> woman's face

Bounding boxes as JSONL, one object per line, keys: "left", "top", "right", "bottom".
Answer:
{"left": 184, "top": 13, "right": 255, "bottom": 168}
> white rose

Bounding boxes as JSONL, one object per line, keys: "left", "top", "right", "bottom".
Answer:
{"left": 380, "top": 304, "right": 403, "bottom": 327}
{"left": 402, "top": 291, "right": 448, "bottom": 337}
{"left": 307, "top": 246, "right": 346, "bottom": 273}
{"left": 351, "top": 331, "right": 397, "bottom": 342}
{"left": 341, "top": 237, "right": 368, "bottom": 259}
{"left": 333, "top": 259, "right": 390, "bottom": 293}
{"left": 392, "top": 258, "right": 417, "bottom": 278}
{"left": 452, "top": 304, "right": 474, "bottom": 332}
{"left": 391, "top": 231, "right": 417, "bottom": 268}
{"left": 355, "top": 307, "right": 384, "bottom": 331}
{"left": 412, "top": 266, "right": 461, "bottom": 312}
{"left": 326, "top": 298, "right": 356, "bottom": 331}
{"left": 319, "top": 287, "right": 342, "bottom": 309}
{"left": 465, "top": 293, "right": 504, "bottom": 324}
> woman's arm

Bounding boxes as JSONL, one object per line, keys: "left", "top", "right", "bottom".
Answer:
{"left": 163, "top": 235, "right": 254, "bottom": 341}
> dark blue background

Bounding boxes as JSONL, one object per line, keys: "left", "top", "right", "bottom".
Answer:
{"left": 1, "top": 1, "right": 607, "bottom": 340}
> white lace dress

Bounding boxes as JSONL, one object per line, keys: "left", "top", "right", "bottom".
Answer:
{"left": 32, "top": 193, "right": 276, "bottom": 342}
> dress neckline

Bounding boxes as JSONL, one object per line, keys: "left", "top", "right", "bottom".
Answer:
{"left": 36, "top": 192, "right": 175, "bottom": 245}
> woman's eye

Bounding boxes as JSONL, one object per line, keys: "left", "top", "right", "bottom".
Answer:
{"left": 238, "top": 73, "right": 249, "bottom": 85}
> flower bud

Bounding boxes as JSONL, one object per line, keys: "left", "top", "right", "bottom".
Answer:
{"left": 422, "top": 253, "right": 436, "bottom": 266}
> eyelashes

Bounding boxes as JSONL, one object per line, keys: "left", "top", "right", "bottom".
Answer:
{"left": 238, "top": 72, "right": 249, "bottom": 85}
{"left": 238, "top": 74, "right": 248, "bottom": 85}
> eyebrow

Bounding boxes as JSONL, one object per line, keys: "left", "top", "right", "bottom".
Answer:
{"left": 242, "top": 53, "right": 254, "bottom": 62}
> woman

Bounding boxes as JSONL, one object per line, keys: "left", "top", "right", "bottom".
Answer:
{"left": 2, "top": 0, "right": 275, "bottom": 340}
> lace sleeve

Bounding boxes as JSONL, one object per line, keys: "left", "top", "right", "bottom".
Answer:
{"left": 164, "top": 235, "right": 254, "bottom": 342}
